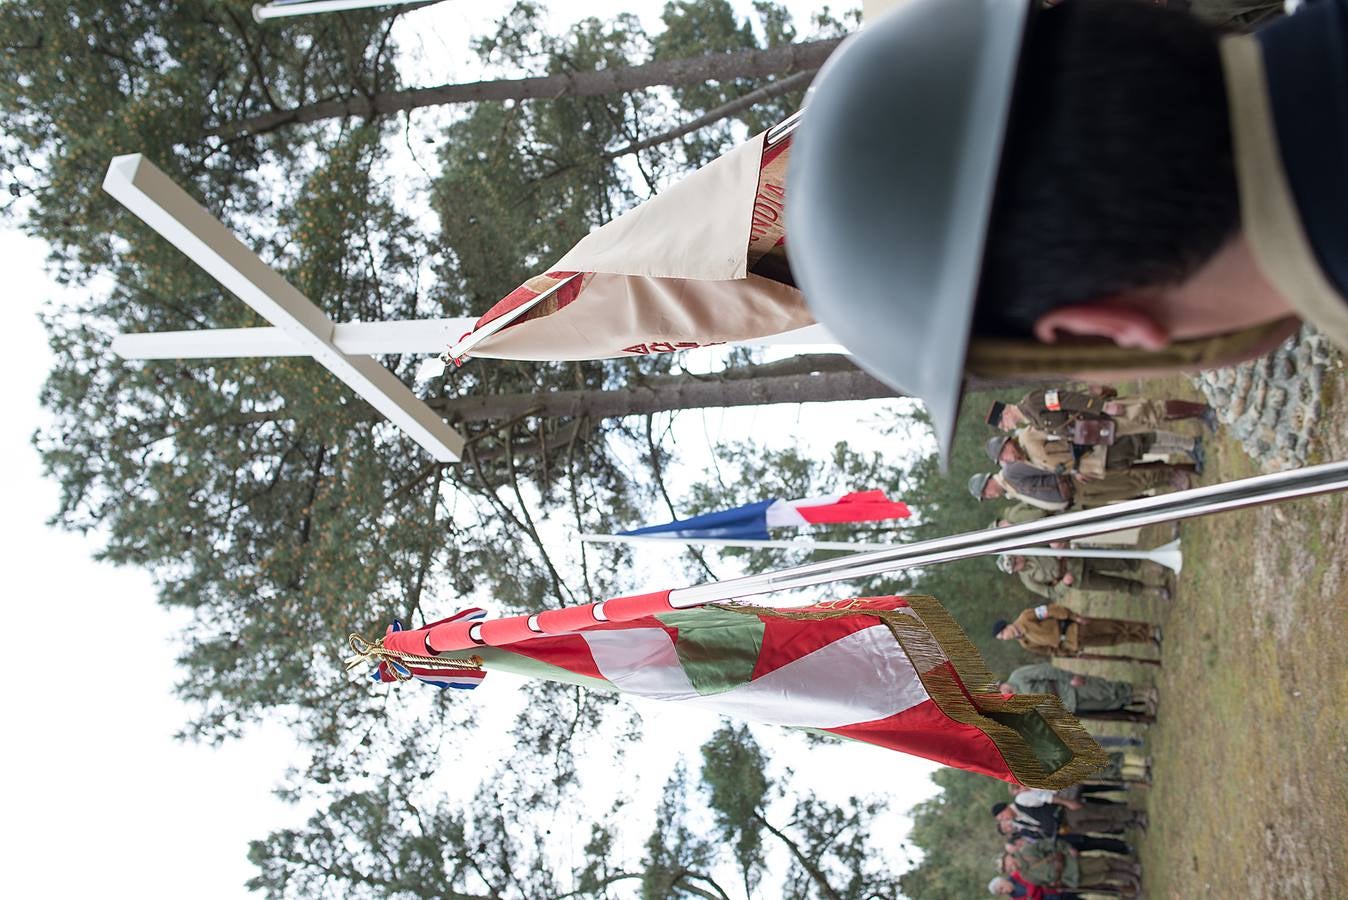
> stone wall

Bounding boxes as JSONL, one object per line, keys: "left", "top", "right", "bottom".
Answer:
{"left": 1191, "top": 325, "right": 1338, "bottom": 472}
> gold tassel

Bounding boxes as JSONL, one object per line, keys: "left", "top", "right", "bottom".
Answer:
{"left": 344, "top": 633, "right": 484, "bottom": 681}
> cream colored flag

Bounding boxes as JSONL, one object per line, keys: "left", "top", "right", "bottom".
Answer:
{"left": 451, "top": 126, "right": 817, "bottom": 363}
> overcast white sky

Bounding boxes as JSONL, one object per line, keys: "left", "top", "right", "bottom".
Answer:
{"left": 0, "top": 2, "right": 942, "bottom": 896}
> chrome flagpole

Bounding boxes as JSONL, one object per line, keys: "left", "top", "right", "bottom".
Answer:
{"left": 393, "top": 462, "right": 1348, "bottom": 650}
{"left": 253, "top": 0, "right": 437, "bottom": 21}
{"left": 666, "top": 460, "right": 1348, "bottom": 607}
{"left": 580, "top": 533, "right": 1183, "bottom": 571}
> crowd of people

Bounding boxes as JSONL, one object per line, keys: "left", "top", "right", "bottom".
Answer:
{"left": 967, "top": 384, "right": 1213, "bottom": 897}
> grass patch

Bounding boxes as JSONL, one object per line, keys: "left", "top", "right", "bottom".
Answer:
{"left": 1084, "top": 374, "right": 1348, "bottom": 898}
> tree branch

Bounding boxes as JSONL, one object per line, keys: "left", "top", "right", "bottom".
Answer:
{"left": 605, "top": 68, "right": 816, "bottom": 161}
{"left": 205, "top": 38, "right": 842, "bottom": 140}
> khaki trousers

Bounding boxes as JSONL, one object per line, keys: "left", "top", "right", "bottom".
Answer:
{"left": 1076, "top": 618, "right": 1154, "bottom": 648}
{"left": 1075, "top": 466, "right": 1173, "bottom": 508}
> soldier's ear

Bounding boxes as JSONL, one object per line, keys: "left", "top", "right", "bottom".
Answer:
{"left": 1032, "top": 301, "right": 1171, "bottom": 351}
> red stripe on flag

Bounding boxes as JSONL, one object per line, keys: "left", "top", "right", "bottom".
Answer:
{"left": 795, "top": 490, "right": 911, "bottom": 525}
{"left": 502, "top": 616, "right": 682, "bottom": 681}
{"left": 498, "top": 633, "right": 608, "bottom": 682}
{"left": 825, "top": 693, "right": 1016, "bottom": 783}
{"left": 761, "top": 134, "right": 790, "bottom": 168}
{"left": 750, "top": 597, "right": 910, "bottom": 681}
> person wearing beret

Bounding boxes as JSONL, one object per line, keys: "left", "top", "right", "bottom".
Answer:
{"left": 993, "top": 604, "right": 1159, "bottom": 657}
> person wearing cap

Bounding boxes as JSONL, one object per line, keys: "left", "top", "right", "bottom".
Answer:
{"left": 1004, "top": 836, "right": 1143, "bottom": 896}
{"left": 1002, "top": 663, "right": 1157, "bottom": 717}
{"left": 788, "top": 0, "right": 1348, "bottom": 454}
{"left": 994, "top": 604, "right": 1159, "bottom": 657}
{"left": 1000, "top": 553, "right": 1170, "bottom": 601}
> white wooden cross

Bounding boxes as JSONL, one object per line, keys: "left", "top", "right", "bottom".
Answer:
{"left": 103, "top": 154, "right": 466, "bottom": 462}
{"left": 103, "top": 156, "right": 845, "bottom": 464}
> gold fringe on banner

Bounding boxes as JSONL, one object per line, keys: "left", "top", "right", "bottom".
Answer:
{"left": 715, "top": 597, "right": 1108, "bottom": 789}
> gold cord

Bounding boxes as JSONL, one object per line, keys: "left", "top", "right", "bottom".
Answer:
{"left": 344, "top": 633, "right": 484, "bottom": 681}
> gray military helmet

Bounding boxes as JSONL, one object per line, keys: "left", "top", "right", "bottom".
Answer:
{"left": 986, "top": 435, "right": 1011, "bottom": 464}
{"left": 787, "top": 0, "right": 1033, "bottom": 461}
{"left": 968, "top": 472, "right": 992, "bottom": 501}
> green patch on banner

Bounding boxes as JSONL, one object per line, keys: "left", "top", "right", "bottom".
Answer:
{"left": 658, "top": 606, "right": 765, "bottom": 696}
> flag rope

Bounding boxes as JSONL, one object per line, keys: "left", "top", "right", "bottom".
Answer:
{"left": 344, "top": 633, "right": 483, "bottom": 680}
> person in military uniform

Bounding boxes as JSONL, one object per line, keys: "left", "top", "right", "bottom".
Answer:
{"left": 992, "top": 501, "right": 1053, "bottom": 529}
{"left": 1001, "top": 663, "right": 1157, "bottom": 716}
{"left": 1003, "top": 837, "right": 1142, "bottom": 896}
{"left": 988, "top": 388, "right": 1216, "bottom": 440}
{"left": 970, "top": 460, "right": 1191, "bottom": 512}
{"left": 994, "top": 795, "right": 1145, "bottom": 839}
{"left": 993, "top": 603, "right": 1159, "bottom": 657}
{"left": 998, "top": 553, "right": 1170, "bottom": 601}
{"left": 991, "top": 429, "right": 1203, "bottom": 478}
{"left": 1091, "top": 751, "right": 1153, "bottom": 785}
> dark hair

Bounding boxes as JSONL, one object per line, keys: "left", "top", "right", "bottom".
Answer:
{"left": 973, "top": 0, "right": 1240, "bottom": 337}
{"left": 991, "top": 802, "right": 1009, "bottom": 817}
{"left": 992, "top": 618, "right": 1010, "bottom": 636}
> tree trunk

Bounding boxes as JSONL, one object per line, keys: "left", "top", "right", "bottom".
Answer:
{"left": 436, "top": 366, "right": 896, "bottom": 424}
{"left": 206, "top": 38, "right": 842, "bottom": 140}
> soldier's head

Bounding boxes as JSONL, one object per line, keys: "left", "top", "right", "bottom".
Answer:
{"left": 791, "top": 0, "right": 1325, "bottom": 454}
{"left": 969, "top": 473, "right": 1005, "bottom": 502}
{"left": 987, "top": 402, "right": 1024, "bottom": 431}
{"left": 994, "top": 620, "right": 1021, "bottom": 641}
{"left": 986, "top": 435, "right": 1023, "bottom": 465}
{"left": 972, "top": 1, "right": 1266, "bottom": 354}
{"left": 998, "top": 681, "right": 1015, "bottom": 694}
{"left": 996, "top": 554, "right": 1025, "bottom": 575}
{"left": 988, "top": 876, "right": 1015, "bottom": 896}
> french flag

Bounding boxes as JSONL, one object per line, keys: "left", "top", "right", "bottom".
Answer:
{"left": 621, "top": 490, "right": 910, "bottom": 542}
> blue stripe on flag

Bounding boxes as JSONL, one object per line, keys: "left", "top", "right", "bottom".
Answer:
{"left": 621, "top": 499, "right": 776, "bottom": 541}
